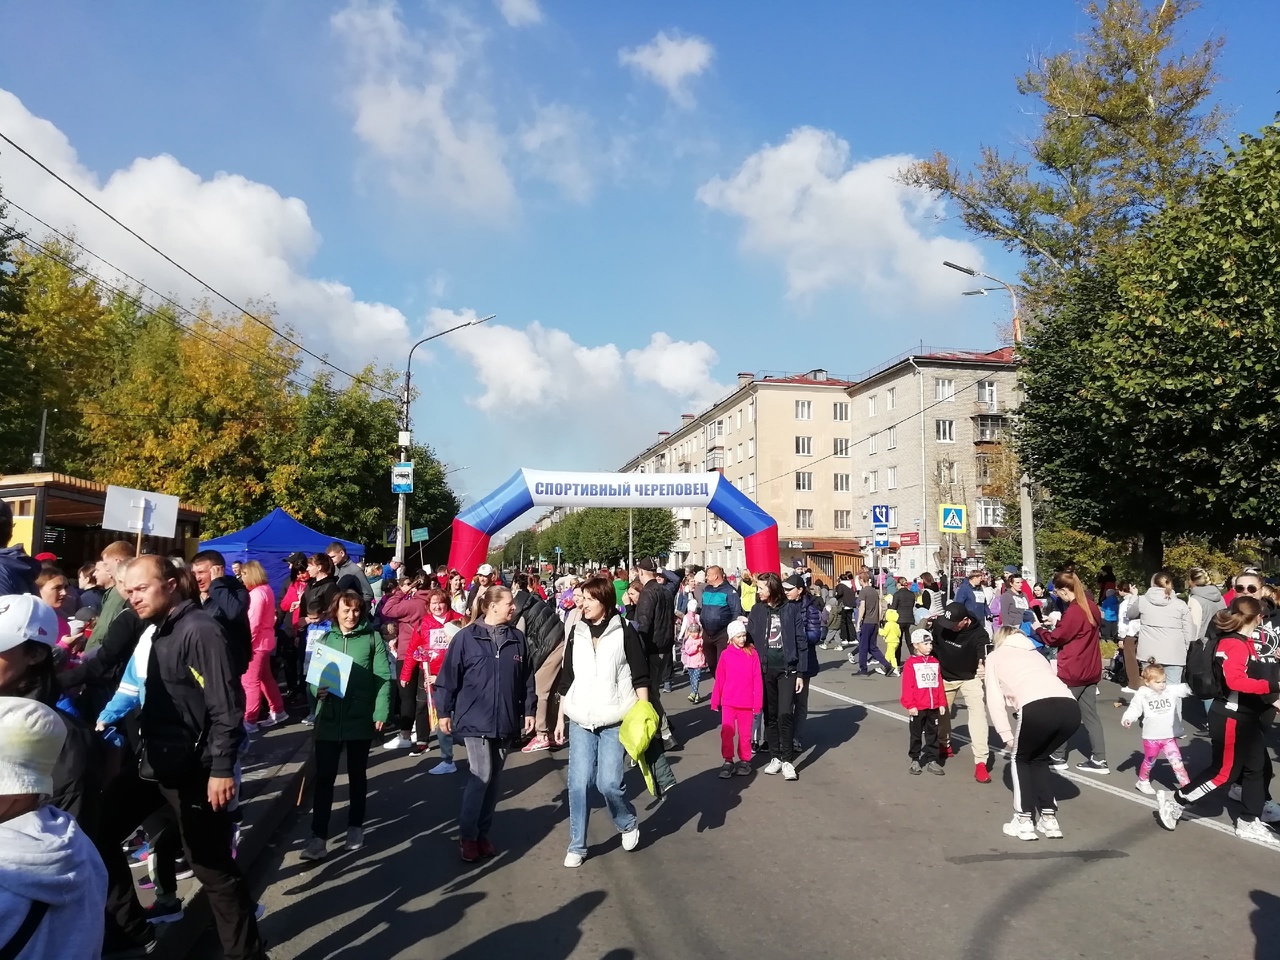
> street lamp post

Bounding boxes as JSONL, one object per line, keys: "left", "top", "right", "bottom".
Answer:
{"left": 395, "top": 315, "right": 495, "bottom": 564}
{"left": 943, "top": 260, "right": 1036, "bottom": 584}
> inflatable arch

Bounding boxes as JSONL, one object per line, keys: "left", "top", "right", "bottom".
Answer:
{"left": 447, "top": 469, "right": 780, "bottom": 579}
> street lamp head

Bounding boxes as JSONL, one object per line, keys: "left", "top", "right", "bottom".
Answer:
{"left": 943, "top": 260, "right": 978, "bottom": 277}
{"left": 961, "top": 289, "right": 989, "bottom": 297}
{"left": 469, "top": 314, "right": 497, "bottom": 327}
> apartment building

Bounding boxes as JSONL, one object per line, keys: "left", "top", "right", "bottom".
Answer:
{"left": 620, "top": 369, "right": 865, "bottom": 580}
{"left": 847, "top": 347, "right": 1018, "bottom": 579}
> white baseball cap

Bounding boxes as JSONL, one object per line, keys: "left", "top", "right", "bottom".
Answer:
{"left": 477, "top": 564, "right": 495, "bottom": 576}
{"left": 0, "top": 595, "right": 59, "bottom": 654}
{"left": 0, "top": 696, "right": 67, "bottom": 797}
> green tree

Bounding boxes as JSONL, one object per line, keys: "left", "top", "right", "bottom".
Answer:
{"left": 0, "top": 197, "right": 34, "bottom": 470}
{"left": 501, "top": 529, "right": 541, "bottom": 568}
{"left": 532, "top": 508, "right": 677, "bottom": 567}
{"left": 1018, "top": 123, "right": 1280, "bottom": 569}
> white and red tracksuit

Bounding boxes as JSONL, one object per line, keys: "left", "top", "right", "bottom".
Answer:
{"left": 1175, "top": 631, "right": 1280, "bottom": 820}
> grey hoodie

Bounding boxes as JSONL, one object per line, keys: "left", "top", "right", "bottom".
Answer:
{"left": 1187, "top": 584, "right": 1226, "bottom": 640}
{"left": 0, "top": 806, "right": 106, "bottom": 960}
{"left": 1137, "top": 588, "right": 1195, "bottom": 666}
{"left": 0, "top": 546, "right": 40, "bottom": 595}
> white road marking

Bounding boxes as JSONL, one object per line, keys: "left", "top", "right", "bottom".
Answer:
{"left": 809, "top": 682, "right": 1279, "bottom": 852}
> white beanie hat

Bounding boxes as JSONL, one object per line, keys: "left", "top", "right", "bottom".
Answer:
{"left": 727, "top": 619, "right": 747, "bottom": 639}
{"left": 0, "top": 594, "right": 58, "bottom": 654}
{"left": 0, "top": 697, "right": 66, "bottom": 797}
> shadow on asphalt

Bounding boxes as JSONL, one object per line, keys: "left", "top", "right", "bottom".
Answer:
{"left": 947, "top": 849, "right": 1128, "bottom": 864}
{"left": 1249, "top": 890, "right": 1280, "bottom": 960}
{"left": 438, "top": 890, "right": 609, "bottom": 960}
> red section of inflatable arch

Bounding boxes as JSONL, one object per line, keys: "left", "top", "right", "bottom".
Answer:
{"left": 448, "top": 519, "right": 490, "bottom": 582}
{"left": 743, "top": 528, "right": 781, "bottom": 575}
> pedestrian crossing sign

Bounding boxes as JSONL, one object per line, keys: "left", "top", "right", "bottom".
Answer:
{"left": 938, "top": 504, "right": 967, "bottom": 533}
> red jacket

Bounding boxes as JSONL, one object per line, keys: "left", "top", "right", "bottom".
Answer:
{"left": 1216, "top": 632, "right": 1280, "bottom": 718}
{"left": 380, "top": 590, "right": 427, "bottom": 658}
{"left": 1037, "top": 598, "right": 1103, "bottom": 687}
{"left": 401, "top": 611, "right": 461, "bottom": 683}
{"left": 900, "top": 655, "right": 947, "bottom": 711}
{"left": 280, "top": 575, "right": 308, "bottom": 628}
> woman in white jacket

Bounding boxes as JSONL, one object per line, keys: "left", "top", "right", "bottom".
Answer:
{"left": 554, "top": 576, "right": 652, "bottom": 868}
{"left": 1137, "top": 572, "right": 1195, "bottom": 736}
{"left": 984, "top": 626, "right": 1082, "bottom": 842}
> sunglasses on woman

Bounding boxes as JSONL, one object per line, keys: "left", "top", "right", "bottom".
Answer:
{"left": 1237, "top": 584, "right": 1260, "bottom": 594}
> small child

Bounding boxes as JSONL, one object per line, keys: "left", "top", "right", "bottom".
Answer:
{"left": 880, "top": 609, "right": 902, "bottom": 674}
{"left": 900, "top": 633, "right": 946, "bottom": 775}
{"left": 711, "top": 620, "right": 763, "bottom": 778}
{"left": 1122, "top": 659, "right": 1192, "bottom": 794}
{"left": 681, "top": 618, "right": 708, "bottom": 703}
{"left": 300, "top": 598, "right": 331, "bottom": 726}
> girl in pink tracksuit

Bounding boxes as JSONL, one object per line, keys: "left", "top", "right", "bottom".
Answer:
{"left": 711, "top": 621, "right": 763, "bottom": 777}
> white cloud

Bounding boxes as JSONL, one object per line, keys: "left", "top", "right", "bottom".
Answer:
{"left": 495, "top": 0, "right": 541, "bottom": 28}
{"left": 518, "top": 103, "right": 595, "bottom": 204}
{"left": 625, "top": 333, "right": 723, "bottom": 405}
{"left": 697, "top": 126, "right": 983, "bottom": 302}
{"left": 0, "top": 89, "right": 411, "bottom": 366}
{"left": 332, "top": 1, "right": 517, "bottom": 218}
{"left": 619, "top": 31, "right": 714, "bottom": 108}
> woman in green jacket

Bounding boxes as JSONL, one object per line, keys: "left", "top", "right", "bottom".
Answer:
{"left": 301, "top": 589, "right": 393, "bottom": 861}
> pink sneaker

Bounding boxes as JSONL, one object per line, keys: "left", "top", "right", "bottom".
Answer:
{"left": 521, "top": 734, "right": 551, "bottom": 753}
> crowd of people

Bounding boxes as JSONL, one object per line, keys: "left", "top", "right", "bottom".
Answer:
{"left": 3, "top": 484, "right": 1280, "bottom": 958}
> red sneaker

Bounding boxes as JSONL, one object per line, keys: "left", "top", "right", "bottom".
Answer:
{"left": 477, "top": 838, "right": 498, "bottom": 858}
{"left": 974, "top": 762, "right": 992, "bottom": 784}
{"left": 459, "top": 840, "right": 480, "bottom": 863}
{"left": 939, "top": 744, "right": 955, "bottom": 760}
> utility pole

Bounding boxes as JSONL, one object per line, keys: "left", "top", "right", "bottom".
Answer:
{"left": 31, "top": 408, "right": 50, "bottom": 469}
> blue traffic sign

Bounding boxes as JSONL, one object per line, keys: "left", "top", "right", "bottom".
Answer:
{"left": 874, "top": 531, "right": 890, "bottom": 549}
{"left": 871, "top": 504, "right": 891, "bottom": 526}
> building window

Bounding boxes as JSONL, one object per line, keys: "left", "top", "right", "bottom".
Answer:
{"left": 726, "top": 448, "right": 734, "bottom": 466}
{"left": 887, "top": 387, "right": 896, "bottom": 410}
{"left": 833, "top": 401, "right": 850, "bottom": 422}
{"left": 937, "top": 460, "right": 958, "bottom": 484}
{"left": 868, "top": 432, "right": 878, "bottom": 455}
{"left": 978, "top": 380, "right": 998, "bottom": 406}
{"left": 978, "top": 497, "right": 1006, "bottom": 527}
{"left": 737, "top": 443, "right": 743, "bottom": 461}
{"left": 707, "top": 419, "right": 724, "bottom": 443}
{"left": 833, "top": 437, "right": 850, "bottom": 458}
{"left": 748, "top": 399, "right": 755, "bottom": 423}
{"left": 795, "top": 400, "right": 813, "bottom": 421}
{"left": 795, "top": 436, "right": 812, "bottom": 456}
{"left": 747, "top": 437, "right": 755, "bottom": 458}
{"left": 795, "top": 471, "right": 813, "bottom": 492}
{"left": 834, "top": 509, "right": 852, "bottom": 531}
{"left": 796, "top": 509, "right": 814, "bottom": 530}
{"left": 976, "top": 415, "right": 1005, "bottom": 441}
{"left": 976, "top": 453, "right": 992, "bottom": 483}
{"left": 935, "top": 378, "right": 955, "bottom": 401}
{"left": 936, "top": 419, "right": 955, "bottom": 443}
{"left": 868, "top": 470, "right": 878, "bottom": 493}
{"left": 868, "top": 394, "right": 878, "bottom": 417}
{"left": 887, "top": 506, "right": 898, "bottom": 528}
{"left": 707, "top": 452, "right": 724, "bottom": 470}
{"left": 887, "top": 425, "right": 897, "bottom": 450}
{"left": 747, "top": 472, "right": 756, "bottom": 494}
{"left": 736, "top": 410, "right": 742, "bottom": 430}
{"left": 886, "top": 466, "right": 898, "bottom": 490}
{"left": 833, "top": 472, "right": 851, "bottom": 492}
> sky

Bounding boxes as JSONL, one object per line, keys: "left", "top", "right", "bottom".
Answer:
{"left": 2, "top": 1, "right": 1277, "bottom": 518}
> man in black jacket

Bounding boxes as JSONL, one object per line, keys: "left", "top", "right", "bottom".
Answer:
{"left": 633, "top": 559, "right": 677, "bottom": 750}
{"left": 931, "top": 601, "right": 995, "bottom": 784}
{"left": 192, "top": 550, "right": 252, "bottom": 678}
{"left": 834, "top": 571, "right": 859, "bottom": 648}
{"left": 99, "top": 556, "right": 266, "bottom": 960}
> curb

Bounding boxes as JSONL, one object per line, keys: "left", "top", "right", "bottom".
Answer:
{"left": 158, "top": 732, "right": 314, "bottom": 959}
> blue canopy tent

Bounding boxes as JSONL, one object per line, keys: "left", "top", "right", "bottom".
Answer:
{"left": 199, "top": 509, "right": 364, "bottom": 592}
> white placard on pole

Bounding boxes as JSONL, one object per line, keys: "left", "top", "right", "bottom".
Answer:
{"left": 102, "top": 485, "right": 180, "bottom": 539}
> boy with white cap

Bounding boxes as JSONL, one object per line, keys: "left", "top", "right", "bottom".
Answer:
{"left": 0, "top": 695, "right": 106, "bottom": 959}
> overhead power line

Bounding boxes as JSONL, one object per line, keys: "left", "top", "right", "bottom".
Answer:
{"left": 0, "top": 129, "right": 397, "bottom": 398}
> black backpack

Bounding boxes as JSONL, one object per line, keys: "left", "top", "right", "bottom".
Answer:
{"left": 1185, "top": 632, "right": 1224, "bottom": 700}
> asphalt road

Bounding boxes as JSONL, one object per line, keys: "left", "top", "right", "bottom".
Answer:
{"left": 194, "top": 648, "right": 1280, "bottom": 960}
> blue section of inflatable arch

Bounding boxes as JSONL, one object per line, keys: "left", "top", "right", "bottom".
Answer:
{"left": 457, "top": 470, "right": 535, "bottom": 536}
{"left": 707, "top": 478, "right": 776, "bottom": 537}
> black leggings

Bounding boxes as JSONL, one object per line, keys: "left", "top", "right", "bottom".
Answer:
{"left": 1011, "top": 697, "right": 1081, "bottom": 816}
{"left": 312, "top": 739, "right": 372, "bottom": 839}
{"left": 763, "top": 666, "right": 797, "bottom": 763}
{"left": 401, "top": 662, "right": 434, "bottom": 743}
{"left": 1177, "top": 708, "right": 1273, "bottom": 819}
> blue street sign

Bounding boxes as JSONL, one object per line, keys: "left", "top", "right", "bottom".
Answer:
{"left": 554, "top": 546, "right": 562, "bottom": 554}
{"left": 871, "top": 504, "right": 891, "bottom": 526}
{"left": 874, "top": 531, "right": 890, "bottom": 549}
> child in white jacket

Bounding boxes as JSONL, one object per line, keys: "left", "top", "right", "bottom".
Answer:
{"left": 1121, "top": 660, "right": 1191, "bottom": 795}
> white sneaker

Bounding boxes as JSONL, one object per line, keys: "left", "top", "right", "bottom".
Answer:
{"left": 1235, "top": 817, "right": 1280, "bottom": 846}
{"left": 1036, "top": 813, "right": 1063, "bottom": 839}
{"left": 243, "top": 721, "right": 260, "bottom": 734}
{"left": 563, "top": 851, "right": 585, "bottom": 868}
{"left": 763, "top": 758, "right": 784, "bottom": 776}
{"left": 1155, "top": 790, "right": 1183, "bottom": 831}
{"left": 1262, "top": 800, "right": 1280, "bottom": 824}
{"left": 1002, "top": 816, "right": 1037, "bottom": 841}
{"left": 621, "top": 826, "right": 640, "bottom": 851}
{"left": 383, "top": 734, "right": 413, "bottom": 751}
{"left": 781, "top": 762, "right": 798, "bottom": 781}
{"left": 429, "top": 761, "right": 457, "bottom": 775}
{"left": 344, "top": 827, "right": 364, "bottom": 851}
{"left": 1135, "top": 779, "right": 1156, "bottom": 796}
{"left": 256, "top": 715, "right": 278, "bottom": 729}
{"left": 1119, "top": 686, "right": 1136, "bottom": 695}
{"left": 1228, "top": 784, "right": 1243, "bottom": 802}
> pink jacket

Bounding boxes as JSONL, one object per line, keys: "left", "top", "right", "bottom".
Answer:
{"left": 681, "top": 634, "right": 707, "bottom": 669}
{"left": 248, "top": 583, "right": 277, "bottom": 654}
{"left": 710, "top": 644, "right": 763, "bottom": 712}
{"left": 983, "top": 632, "right": 1073, "bottom": 743}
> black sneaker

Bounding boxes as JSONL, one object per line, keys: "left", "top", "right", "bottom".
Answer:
{"left": 145, "top": 899, "right": 184, "bottom": 925}
{"left": 1075, "top": 757, "right": 1110, "bottom": 775}
{"left": 101, "top": 928, "right": 158, "bottom": 958}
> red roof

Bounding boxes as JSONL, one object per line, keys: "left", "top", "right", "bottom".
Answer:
{"left": 919, "top": 347, "right": 1015, "bottom": 364}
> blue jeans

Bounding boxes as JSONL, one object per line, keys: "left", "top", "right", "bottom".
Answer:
{"left": 567, "top": 721, "right": 637, "bottom": 857}
{"left": 857, "top": 622, "right": 891, "bottom": 674}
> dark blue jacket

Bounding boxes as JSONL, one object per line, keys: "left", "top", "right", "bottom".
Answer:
{"left": 0, "top": 546, "right": 39, "bottom": 595}
{"left": 699, "top": 581, "right": 743, "bottom": 638}
{"left": 953, "top": 579, "right": 989, "bottom": 623}
{"left": 746, "top": 599, "right": 808, "bottom": 673}
{"left": 796, "top": 592, "right": 824, "bottom": 678}
{"left": 433, "top": 621, "right": 536, "bottom": 740}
